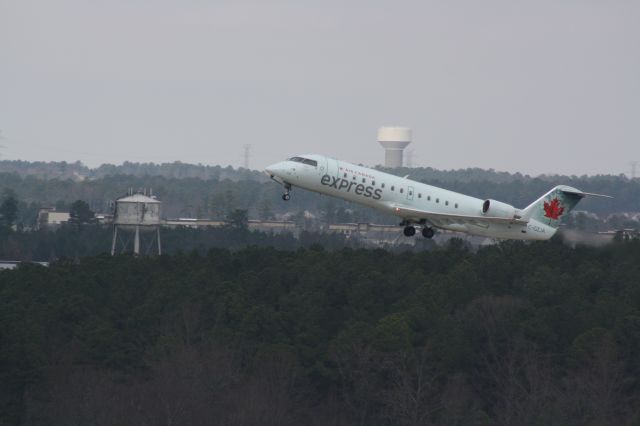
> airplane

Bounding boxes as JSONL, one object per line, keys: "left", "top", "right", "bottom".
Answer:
{"left": 265, "top": 154, "right": 610, "bottom": 240}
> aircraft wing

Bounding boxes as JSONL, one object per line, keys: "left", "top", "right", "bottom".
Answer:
{"left": 391, "top": 204, "right": 528, "bottom": 229}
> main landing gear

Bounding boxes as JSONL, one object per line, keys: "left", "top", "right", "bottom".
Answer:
{"left": 281, "top": 183, "right": 292, "bottom": 201}
{"left": 422, "top": 227, "right": 435, "bottom": 239}
{"left": 402, "top": 223, "right": 435, "bottom": 239}
{"left": 403, "top": 226, "right": 416, "bottom": 237}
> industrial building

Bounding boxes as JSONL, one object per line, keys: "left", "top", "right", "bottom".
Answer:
{"left": 37, "top": 208, "right": 71, "bottom": 228}
{"left": 37, "top": 207, "right": 113, "bottom": 229}
{"left": 163, "top": 218, "right": 297, "bottom": 234}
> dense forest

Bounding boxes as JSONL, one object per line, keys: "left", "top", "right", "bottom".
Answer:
{"left": 0, "top": 225, "right": 358, "bottom": 262}
{"left": 2, "top": 239, "right": 640, "bottom": 425}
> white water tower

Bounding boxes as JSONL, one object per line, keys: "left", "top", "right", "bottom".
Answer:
{"left": 111, "top": 191, "right": 162, "bottom": 256}
{"left": 378, "top": 126, "right": 412, "bottom": 168}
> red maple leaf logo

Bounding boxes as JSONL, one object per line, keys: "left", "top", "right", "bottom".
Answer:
{"left": 543, "top": 198, "right": 565, "bottom": 220}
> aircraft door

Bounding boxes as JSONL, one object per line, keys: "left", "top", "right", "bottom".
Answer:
{"left": 407, "top": 186, "right": 414, "bottom": 201}
{"left": 324, "top": 158, "right": 339, "bottom": 178}
{"left": 318, "top": 157, "right": 328, "bottom": 177}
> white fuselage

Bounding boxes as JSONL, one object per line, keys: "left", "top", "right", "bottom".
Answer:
{"left": 266, "top": 154, "right": 556, "bottom": 240}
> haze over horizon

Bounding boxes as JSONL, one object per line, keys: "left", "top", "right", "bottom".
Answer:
{"left": 1, "top": 0, "right": 638, "bottom": 176}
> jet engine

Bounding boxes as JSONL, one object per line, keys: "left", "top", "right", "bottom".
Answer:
{"left": 482, "top": 199, "right": 517, "bottom": 219}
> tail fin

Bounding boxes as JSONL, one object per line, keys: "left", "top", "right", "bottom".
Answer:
{"left": 522, "top": 185, "right": 587, "bottom": 229}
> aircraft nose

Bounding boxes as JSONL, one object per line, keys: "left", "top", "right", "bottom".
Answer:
{"left": 265, "top": 161, "right": 287, "bottom": 177}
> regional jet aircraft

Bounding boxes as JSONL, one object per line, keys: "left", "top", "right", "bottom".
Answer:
{"left": 266, "top": 154, "right": 610, "bottom": 240}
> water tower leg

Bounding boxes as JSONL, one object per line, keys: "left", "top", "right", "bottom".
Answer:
{"left": 111, "top": 226, "right": 118, "bottom": 256}
{"left": 157, "top": 227, "right": 162, "bottom": 256}
{"left": 134, "top": 225, "right": 140, "bottom": 255}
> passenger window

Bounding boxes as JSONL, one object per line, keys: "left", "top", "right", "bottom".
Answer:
{"left": 445, "top": 201, "right": 449, "bottom": 206}
{"left": 455, "top": 203, "right": 459, "bottom": 208}
{"left": 362, "top": 178, "right": 366, "bottom": 183}
{"left": 418, "top": 193, "right": 422, "bottom": 198}
{"left": 352, "top": 176, "right": 356, "bottom": 180}
{"left": 436, "top": 198, "right": 439, "bottom": 203}
{"left": 381, "top": 183, "right": 385, "bottom": 188}
{"left": 427, "top": 196, "right": 431, "bottom": 201}
{"left": 400, "top": 188, "right": 404, "bottom": 194}
{"left": 391, "top": 186, "right": 395, "bottom": 191}
{"left": 372, "top": 181, "right": 376, "bottom": 186}
{"left": 343, "top": 173, "right": 347, "bottom": 178}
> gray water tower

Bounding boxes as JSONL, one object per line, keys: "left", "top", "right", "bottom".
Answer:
{"left": 111, "top": 191, "right": 162, "bottom": 256}
{"left": 378, "top": 127, "right": 412, "bottom": 168}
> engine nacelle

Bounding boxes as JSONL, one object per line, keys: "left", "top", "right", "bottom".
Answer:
{"left": 482, "top": 199, "right": 517, "bottom": 219}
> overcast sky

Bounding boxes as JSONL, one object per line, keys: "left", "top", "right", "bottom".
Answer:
{"left": 1, "top": 0, "right": 638, "bottom": 175}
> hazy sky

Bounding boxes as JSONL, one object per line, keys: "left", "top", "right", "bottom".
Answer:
{"left": 1, "top": 0, "right": 638, "bottom": 175}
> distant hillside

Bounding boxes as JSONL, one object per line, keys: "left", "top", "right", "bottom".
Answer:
{"left": 1, "top": 159, "right": 634, "bottom": 185}
{"left": 0, "top": 160, "right": 265, "bottom": 181}
{"left": 1, "top": 161, "right": 639, "bottom": 227}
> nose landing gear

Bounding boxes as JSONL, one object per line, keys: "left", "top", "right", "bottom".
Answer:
{"left": 281, "top": 183, "right": 292, "bottom": 201}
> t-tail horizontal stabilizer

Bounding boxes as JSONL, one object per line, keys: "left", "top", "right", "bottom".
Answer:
{"left": 523, "top": 185, "right": 612, "bottom": 229}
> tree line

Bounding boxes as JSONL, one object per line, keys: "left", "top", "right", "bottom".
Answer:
{"left": 1, "top": 239, "right": 640, "bottom": 424}
{"left": 0, "top": 223, "right": 358, "bottom": 262}
{"left": 0, "top": 160, "right": 263, "bottom": 182}
{"left": 0, "top": 169, "right": 640, "bottom": 227}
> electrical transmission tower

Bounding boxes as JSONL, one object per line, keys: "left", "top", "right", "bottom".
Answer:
{"left": 0, "top": 130, "right": 5, "bottom": 157}
{"left": 631, "top": 161, "right": 638, "bottom": 180}
{"left": 243, "top": 144, "right": 251, "bottom": 169}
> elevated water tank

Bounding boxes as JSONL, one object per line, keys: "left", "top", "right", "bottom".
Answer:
{"left": 378, "top": 127, "right": 412, "bottom": 168}
{"left": 112, "top": 193, "right": 162, "bottom": 256}
{"left": 114, "top": 194, "right": 161, "bottom": 228}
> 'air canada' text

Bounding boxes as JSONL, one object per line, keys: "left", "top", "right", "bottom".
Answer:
{"left": 320, "top": 175, "right": 383, "bottom": 200}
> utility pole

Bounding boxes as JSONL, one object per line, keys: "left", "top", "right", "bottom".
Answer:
{"left": 630, "top": 161, "right": 638, "bottom": 180}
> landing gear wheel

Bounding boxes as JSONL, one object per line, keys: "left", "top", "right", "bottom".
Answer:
{"left": 403, "top": 226, "right": 416, "bottom": 237}
{"left": 282, "top": 193, "right": 291, "bottom": 201}
{"left": 422, "top": 227, "right": 435, "bottom": 239}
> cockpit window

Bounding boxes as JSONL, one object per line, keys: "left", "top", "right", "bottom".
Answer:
{"left": 288, "top": 156, "right": 317, "bottom": 167}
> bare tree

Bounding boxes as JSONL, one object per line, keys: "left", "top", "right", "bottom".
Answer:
{"left": 379, "top": 347, "right": 442, "bottom": 426}
{"left": 222, "top": 348, "right": 301, "bottom": 426}
{"left": 438, "top": 373, "right": 484, "bottom": 426}
{"left": 464, "top": 296, "right": 560, "bottom": 425}
{"left": 557, "top": 329, "right": 629, "bottom": 426}
{"left": 331, "top": 342, "right": 381, "bottom": 426}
